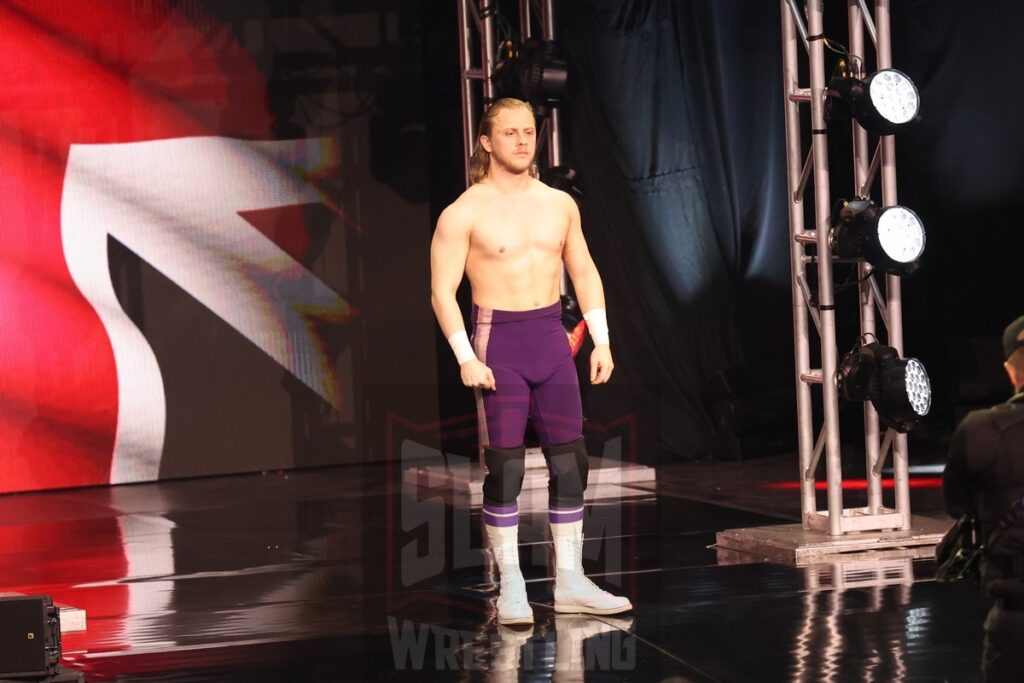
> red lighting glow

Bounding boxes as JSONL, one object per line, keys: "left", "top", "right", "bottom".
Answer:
{"left": 763, "top": 477, "right": 943, "bottom": 491}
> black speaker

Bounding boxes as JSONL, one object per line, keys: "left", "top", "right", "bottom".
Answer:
{"left": 0, "top": 595, "right": 61, "bottom": 679}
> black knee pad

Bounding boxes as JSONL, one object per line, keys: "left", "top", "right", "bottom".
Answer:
{"left": 543, "top": 436, "right": 589, "bottom": 507}
{"left": 482, "top": 444, "right": 526, "bottom": 506}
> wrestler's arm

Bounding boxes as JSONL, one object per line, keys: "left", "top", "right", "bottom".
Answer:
{"left": 561, "top": 194, "right": 614, "bottom": 384}
{"left": 429, "top": 204, "right": 496, "bottom": 390}
{"left": 430, "top": 205, "right": 472, "bottom": 339}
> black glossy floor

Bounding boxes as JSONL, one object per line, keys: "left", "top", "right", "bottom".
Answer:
{"left": 0, "top": 454, "right": 986, "bottom": 682}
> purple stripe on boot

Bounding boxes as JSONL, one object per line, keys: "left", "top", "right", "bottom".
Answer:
{"left": 483, "top": 511, "right": 520, "bottom": 527}
{"left": 549, "top": 507, "right": 585, "bottom": 524}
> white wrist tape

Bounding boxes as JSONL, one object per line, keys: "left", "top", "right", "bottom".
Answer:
{"left": 583, "top": 308, "right": 610, "bottom": 346}
{"left": 447, "top": 330, "right": 478, "bottom": 365}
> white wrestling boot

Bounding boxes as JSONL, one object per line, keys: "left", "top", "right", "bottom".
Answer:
{"left": 551, "top": 520, "right": 632, "bottom": 615}
{"left": 485, "top": 524, "right": 534, "bottom": 626}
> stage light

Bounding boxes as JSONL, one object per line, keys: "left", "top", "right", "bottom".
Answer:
{"left": 493, "top": 38, "right": 567, "bottom": 107}
{"left": 830, "top": 199, "right": 925, "bottom": 275}
{"left": 829, "top": 67, "right": 920, "bottom": 135}
{"left": 839, "top": 341, "right": 931, "bottom": 432}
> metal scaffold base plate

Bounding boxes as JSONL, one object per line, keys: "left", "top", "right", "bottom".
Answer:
{"left": 715, "top": 514, "right": 951, "bottom": 566}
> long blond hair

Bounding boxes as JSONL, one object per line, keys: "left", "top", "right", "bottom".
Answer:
{"left": 468, "top": 98, "right": 539, "bottom": 184}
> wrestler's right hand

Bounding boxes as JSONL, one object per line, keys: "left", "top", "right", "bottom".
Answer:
{"left": 460, "top": 359, "right": 496, "bottom": 391}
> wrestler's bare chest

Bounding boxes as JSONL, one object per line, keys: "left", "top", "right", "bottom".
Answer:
{"left": 468, "top": 193, "right": 568, "bottom": 263}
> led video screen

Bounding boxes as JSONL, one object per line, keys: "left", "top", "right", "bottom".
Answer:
{"left": 0, "top": 1, "right": 438, "bottom": 493}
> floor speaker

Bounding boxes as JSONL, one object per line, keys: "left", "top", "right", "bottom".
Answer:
{"left": 0, "top": 594, "right": 61, "bottom": 679}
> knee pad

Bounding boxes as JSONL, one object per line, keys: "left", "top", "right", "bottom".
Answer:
{"left": 482, "top": 444, "right": 526, "bottom": 506}
{"left": 543, "top": 436, "right": 588, "bottom": 507}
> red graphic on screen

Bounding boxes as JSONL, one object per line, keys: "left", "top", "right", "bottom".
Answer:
{"left": 0, "top": 1, "right": 271, "bottom": 493}
{"left": 568, "top": 320, "right": 588, "bottom": 357}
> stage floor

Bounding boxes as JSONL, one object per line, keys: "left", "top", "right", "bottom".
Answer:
{"left": 0, "top": 453, "right": 985, "bottom": 682}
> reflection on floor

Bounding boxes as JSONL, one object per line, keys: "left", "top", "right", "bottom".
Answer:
{"left": 0, "top": 453, "right": 984, "bottom": 682}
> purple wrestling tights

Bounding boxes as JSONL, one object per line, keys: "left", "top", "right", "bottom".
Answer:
{"left": 471, "top": 301, "right": 583, "bottom": 449}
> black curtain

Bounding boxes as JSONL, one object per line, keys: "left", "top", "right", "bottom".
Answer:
{"left": 888, "top": 2, "right": 1024, "bottom": 420}
{"left": 559, "top": 1, "right": 790, "bottom": 462}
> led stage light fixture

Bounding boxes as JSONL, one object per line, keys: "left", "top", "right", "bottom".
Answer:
{"left": 831, "top": 199, "right": 925, "bottom": 275}
{"left": 493, "top": 38, "right": 567, "bottom": 107}
{"left": 839, "top": 341, "right": 931, "bottom": 432}
{"left": 830, "top": 67, "right": 920, "bottom": 135}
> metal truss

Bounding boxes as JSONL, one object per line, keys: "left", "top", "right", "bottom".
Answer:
{"left": 781, "top": 0, "right": 913, "bottom": 535}
{"left": 456, "top": 0, "right": 562, "bottom": 188}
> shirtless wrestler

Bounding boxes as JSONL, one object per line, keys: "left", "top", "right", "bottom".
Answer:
{"left": 430, "top": 98, "right": 631, "bottom": 625}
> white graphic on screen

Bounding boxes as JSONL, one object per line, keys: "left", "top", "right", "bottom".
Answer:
{"left": 61, "top": 137, "right": 346, "bottom": 484}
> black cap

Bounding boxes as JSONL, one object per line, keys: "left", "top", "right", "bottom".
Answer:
{"left": 1004, "top": 315, "right": 1024, "bottom": 360}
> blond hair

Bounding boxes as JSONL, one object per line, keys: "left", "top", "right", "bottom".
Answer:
{"left": 468, "top": 98, "right": 539, "bottom": 184}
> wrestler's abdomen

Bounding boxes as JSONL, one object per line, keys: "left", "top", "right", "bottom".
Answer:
{"left": 466, "top": 218, "right": 566, "bottom": 311}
